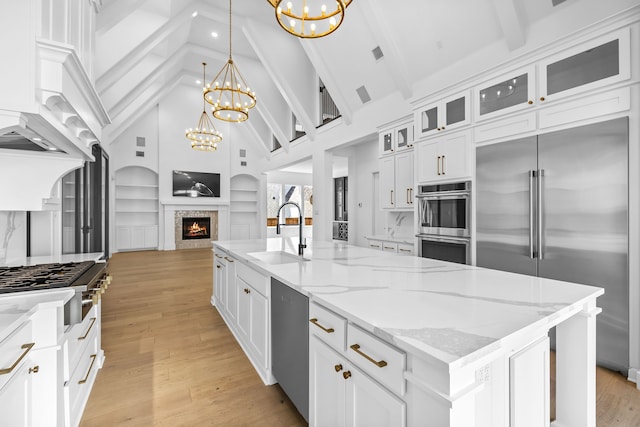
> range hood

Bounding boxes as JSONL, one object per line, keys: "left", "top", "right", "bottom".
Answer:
{"left": 0, "top": 39, "right": 111, "bottom": 211}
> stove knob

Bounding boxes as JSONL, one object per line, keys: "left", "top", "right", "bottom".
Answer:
{"left": 92, "top": 294, "right": 99, "bottom": 305}
{"left": 100, "top": 285, "right": 106, "bottom": 294}
{"left": 106, "top": 275, "right": 112, "bottom": 285}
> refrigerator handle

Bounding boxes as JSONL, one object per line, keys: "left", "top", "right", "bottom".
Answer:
{"left": 529, "top": 170, "right": 536, "bottom": 259}
{"left": 538, "top": 169, "right": 545, "bottom": 260}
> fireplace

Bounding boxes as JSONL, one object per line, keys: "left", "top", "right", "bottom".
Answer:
{"left": 182, "top": 217, "right": 211, "bottom": 240}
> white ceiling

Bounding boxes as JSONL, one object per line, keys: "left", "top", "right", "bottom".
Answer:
{"left": 94, "top": 0, "right": 634, "bottom": 155}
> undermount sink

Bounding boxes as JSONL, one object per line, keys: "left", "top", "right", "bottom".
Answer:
{"left": 247, "top": 251, "right": 309, "bottom": 265}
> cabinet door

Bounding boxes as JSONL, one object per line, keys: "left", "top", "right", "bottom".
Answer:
{"left": 510, "top": 337, "right": 549, "bottom": 427}
{"left": 443, "top": 91, "right": 470, "bottom": 130}
{"left": 379, "top": 129, "right": 395, "bottom": 155}
{"left": 236, "top": 278, "right": 251, "bottom": 341}
{"left": 395, "top": 123, "right": 413, "bottom": 151}
{"left": 539, "top": 28, "right": 630, "bottom": 103}
{"left": 379, "top": 156, "right": 395, "bottom": 209}
{"left": 394, "top": 152, "right": 413, "bottom": 209}
{"left": 0, "top": 361, "right": 33, "bottom": 427}
{"left": 214, "top": 257, "right": 226, "bottom": 309}
{"left": 439, "top": 132, "right": 470, "bottom": 180}
{"left": 144, "top": 225, "right": 158, "bottom": 248}
{"left": 346, "top": 364, "right": 406, "bottom": 427}
{"left": 415, "top": 103, "right": 439, "bottom": 139}
{"left": 225, "top": 257, "right": 237, "bottom": 322}
{"left": 475, "top": 66, "right": 535, "bottom": 121}
{"left": 248, "top": 289, "right": 269, "bottom": 370}
{"left": 116, "top": 226, "right": 131, "bottom": 250}
{"left": 310, "top": 337, "right": 346, "bottom": 427}
{"left": 415, "top": 141, "right": 440, "bottom": 183}
{"left": 131, "top": 227, "right": 145, "bottom": 249}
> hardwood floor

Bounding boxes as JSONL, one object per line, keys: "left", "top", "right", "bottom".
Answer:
{"left": 81, "top": 249, "right": 306, "bottom": 426}
{"left": 81, "top": 248, "right": 640, "bottom": 426}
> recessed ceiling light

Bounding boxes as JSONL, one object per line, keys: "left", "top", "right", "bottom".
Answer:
{"left": 33, "top": 137, "right": 42, "bottom": 141}
{"left": 47, "top": 147, "right": 57, "bottom": 151}
{"left": 192, "top": 11, "right": 198, "bottom": 17}
{"left": 211, "top": 31, "right": 218, "bottom": 38}
{"left": 196, "top": 79, "right": 202, "bottom": 85}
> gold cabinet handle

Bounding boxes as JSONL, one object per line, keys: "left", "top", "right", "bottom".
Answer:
{"left": 78, "top": 354, "right": 97, "bottom": 385}
{"left": 528, "top": 100, "right": 533, "bottom": 105}
{"left": 442, "top": 154, "right": 446, "bottom": 175}
{"left": 216, "top": 265, "right": 221, "bottom": 269}
{"left": 224, "top": 257, "right": 234, "bottom": 262}
{"left": 343, "top": 371, "right": 352, "bottom": 380}
{"left": 243, "top": 288, "right": 250, "bottom": 294}
{"left": 369, "top": 244, "right": 380, "bottom": 248}
{"left": 78, "top": 318, "right": 96, "bottom": 341}
{"left": 29, "top": 366, "right": 39, "bottom": 374}
{"left": 390, "top": 189, "right": 393, "bottom": 205}
{"left": 0, "top": 343, "right": 35, "bottom": 376}
{"left": 350, "top": 344, "right": 388, "bottom": 368}
{"left": 406, "top": 188, "right": 410, "bottom": 204}
{"left": 309, "top": 318, "right": 335, "bottom": 334}
{"left": 540, "top": 96, "right": 545, "bottom": 101}
{"left": 215, "top": 254, "right": 223, "bottom": 258}
{"left": 437, "top": 156, "right": 441, "bottom": 175}
{"left": 383, "top": 246, "right": 394, "bottom": 250}
{"left": 334, "top": 364, "right": 343, "bottom": 372}
{"left": 399, "top": 249, "right": 411, "bottom": 253}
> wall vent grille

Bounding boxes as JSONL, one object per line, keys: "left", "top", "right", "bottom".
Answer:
{"left": 356, "top": 86, "right": 371, "bottom": 104}
{"left": 372, "top": 46, "right": 384, "bottom": 60}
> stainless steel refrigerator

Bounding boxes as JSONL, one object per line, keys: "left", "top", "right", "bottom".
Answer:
{"left": 476, "top": 117, "right": 629, "bottom": 372}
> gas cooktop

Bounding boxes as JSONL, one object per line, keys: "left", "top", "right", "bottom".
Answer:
{"left": 0, "top": 261, "right": 96, "bottom": 294}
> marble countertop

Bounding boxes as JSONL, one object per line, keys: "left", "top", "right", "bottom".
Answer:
{"left": 0, "top": 289, "right": 75, "bottom": 341}
{"left": 364, "top": 235, "right": 414, "bottom": 245}
{"left": 213, "top": 238, "right": 603, "bottom": 369}
{"left": 2, "top": 252, "right": 105, "bottom": 267}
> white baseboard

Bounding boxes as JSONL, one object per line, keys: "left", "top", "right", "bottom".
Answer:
{"left": 628, "top": 367, "right": 640, "bottom": 389}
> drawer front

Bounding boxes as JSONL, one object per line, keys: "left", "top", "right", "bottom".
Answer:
{"left": 65, "top": 306, "right": 99, "bottom": 376}
{"left": 382, "top": 242, "right": 398, "bottom": 253}
{"left": 347, "top": 324, "right": 406, "bottom": 396}
{"left": 0, "top": 320, "right": 34, "bottom": 391}
{"left": 367, "top": 240, "right": 382, "bottom": 250}
{"left": 65, "top": 331, "right": 99, "bottom": 427}
{"left": 309, "top": 302, "right": 346, "bottom": 352}
{"left": 397, "top": 243, "right": 414, "bottom": 256}
{"left": 236, "top": 261, "right": 269, "bottom": 297}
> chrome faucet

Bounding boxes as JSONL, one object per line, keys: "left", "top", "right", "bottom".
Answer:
{"left": 276, "top": 201, "right": 307, "bottom": 256}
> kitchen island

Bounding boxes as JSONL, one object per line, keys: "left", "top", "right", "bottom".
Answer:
{"left": 212, "top": 238, "right": 603, "bottom": 427}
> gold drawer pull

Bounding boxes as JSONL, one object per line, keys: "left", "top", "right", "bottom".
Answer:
{"left": 224, "top": 257, "right": 234, "bottom": 262}
{"left": 343, "top": 371, "right": 351, "bottom": 380}
{"left": 350, "top": 344, "right": 388, "bottom": 368}
{"left": 399, "top": 249, "right": 411, "bottom": 253}
{"left": 215, "top": 254, "right": 223, "bottom": 258}
{"left": 0, "top": 343, "right": 35, "bottom": 375}
{"left": 29, "top": 366, "right": 39, "bottom": 374}
{"left": 77, "top": 318, "right": 96, "bottom": 341}
{"left": 309, "top": 318, "right": 335, "bottom": 334}
{"left": 78, "top": 354, "right": 97, "bottom": 385}
{"left": 334, "top": 364, "right": 343, "bottom": 372}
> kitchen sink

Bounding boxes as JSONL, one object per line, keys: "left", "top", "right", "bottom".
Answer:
{"left": 247, "top": 251, "right": 309, "bottom": 265}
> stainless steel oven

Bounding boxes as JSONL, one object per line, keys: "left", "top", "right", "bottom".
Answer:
{"left": 416, "top": 181, "right": 471, "bottom": 264}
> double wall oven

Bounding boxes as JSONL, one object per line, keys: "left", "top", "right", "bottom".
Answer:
{"left": 416, "top": 181, "right": 471, "bottom": 264}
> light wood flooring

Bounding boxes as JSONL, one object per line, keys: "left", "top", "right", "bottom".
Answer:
{"left": 81, "top": 248, "right": 640, "bottom": 426}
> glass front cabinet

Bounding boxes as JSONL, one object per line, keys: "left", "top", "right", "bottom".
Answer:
{"left": 538, "top": 27, "right": 630, "bottom": 103}
{"left": 474, "top": 66, "right": 536, "bottom": 121}
{"left": 379, "top": 120, "right": 413, "bottom": 156}
{"left": 414, "top": 91, "right": 470, "bottom": 140}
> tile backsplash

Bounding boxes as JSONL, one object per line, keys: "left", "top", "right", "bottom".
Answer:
{"left": 384, "top": 211, "right": 414, "bottom": 238}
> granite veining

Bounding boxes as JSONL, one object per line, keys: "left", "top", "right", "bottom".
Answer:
{"left": 213, "top": 237, "right": 604, "bottom": 367}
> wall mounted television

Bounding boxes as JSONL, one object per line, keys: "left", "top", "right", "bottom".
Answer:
{"left": 172, "top": 170, "right": 220, "bottom": 197}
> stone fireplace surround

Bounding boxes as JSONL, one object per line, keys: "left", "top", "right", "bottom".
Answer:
{"left": 174, "top": 210, "right": 218, "bottom": 250}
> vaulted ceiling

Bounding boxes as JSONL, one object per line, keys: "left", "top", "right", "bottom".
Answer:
{"left": 94, "top": 0, "right": 626, "bottom": 157}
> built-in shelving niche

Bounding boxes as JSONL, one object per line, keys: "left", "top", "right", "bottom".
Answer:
{"left": 230, "top": 175, "right": 259, "bottom": 240}
{"left": 115, "top": 166, "right": 159, "bottom": 251}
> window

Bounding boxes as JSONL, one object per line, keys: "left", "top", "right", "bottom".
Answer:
{"left": 267, "top": 184, "right": 313, "bottom": 226}
{"left": 292, "top": 113, "right": 306, "bottom": 141}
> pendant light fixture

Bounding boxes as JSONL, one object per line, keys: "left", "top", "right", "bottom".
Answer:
{"left": 204, "top": 0, "right": 256, "bottom": 122}
{"left": 266, "top": 0, "right": 352, "bottom": 38}
{"left": 186, "top": 63, "right": 223, "bottom": 151}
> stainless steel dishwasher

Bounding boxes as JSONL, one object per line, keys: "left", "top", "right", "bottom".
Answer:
{"left": 271, "top": 277, "right": 309, "bottom": 421}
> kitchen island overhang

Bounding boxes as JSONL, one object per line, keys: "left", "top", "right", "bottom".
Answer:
{"left": 212, "top": 238, "right": 603, "bottom": 426}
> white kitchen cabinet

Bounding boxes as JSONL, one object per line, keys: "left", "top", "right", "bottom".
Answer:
{"left": 379, "top": 152, "right": 414, "bottom": 210}
{"left": 474, "top": 66, "right": 536, "bottom": 122}
{"left": 397, "top": 243, "right": 414, "bottom": 256}
{"left": 310, "top": 336, "right": 406, "bottom": 427}
{"left": 510, "top": 336, "right": 550, "bottom": 426}
{"left": 237, "top": 276, "right": 270, "bottom": 372}
{"left": 538, "top": 27, "right": 630, "bottom": 105}
{"left": 0, "top": 352, "right": 34, "bottom": 426}
{"left": 379, "top": 119, "right": 413, "bottom": 156}
{"left": 224, "top": 256, "right": 237, "bottom": 323}
{"left": 416, "top": 131, "right": 470, "bottom": 183}
{"left": 414, "top": 91, "right": 470, "bottom": 140}
{"left": 213, "top": 252, "right": 226, "bottom": 309}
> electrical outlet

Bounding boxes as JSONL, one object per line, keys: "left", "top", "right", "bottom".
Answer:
{"left": 475, "top": 365, "right": 491, "bottom": 383}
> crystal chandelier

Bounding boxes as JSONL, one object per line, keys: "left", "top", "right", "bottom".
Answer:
{"left": 186, "top": 63, "right": 223, "bottom": 151}
{"left": 204, "top": 0, "right": 256, "bottom": 122}
{"left": 266, "top": 0, "right": 352, "bottom": 38}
